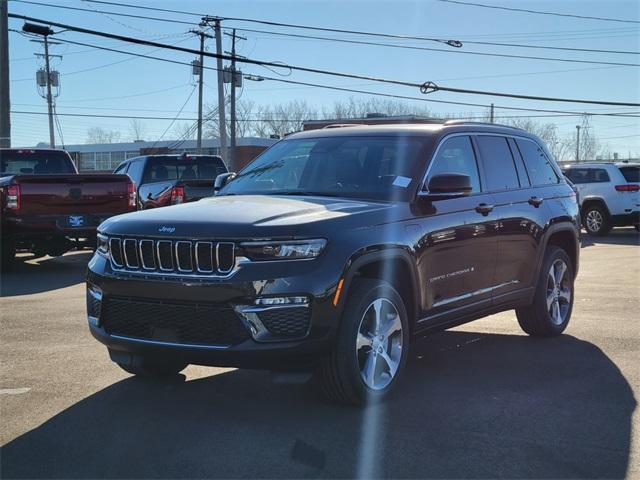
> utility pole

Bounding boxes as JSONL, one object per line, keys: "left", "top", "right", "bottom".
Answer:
{"left": 211, "top": 18, "right": 228, "bottom": 166}
{"left": 190, "top": 26, "right": 213, "bottom": 154}
{"left": 23, "top": 22, "right": 58, "bottom": 148}
{"left": 229, "top": 29, "right": 237, "bottom": 171}
{"left": 489, "top": 103, "right": 494, "bottom": 123}
{"left": 43, "top": 35, "right": 55, "bottom": 148}
{"left": 0, "top": 0, "right": 10, "bottom": 148}
{"left": 575, "top": 125, "right": 581, "bottom": 162}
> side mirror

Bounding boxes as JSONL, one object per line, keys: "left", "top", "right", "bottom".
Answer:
{"left": 419, "top": 173, "right": 472, "bottom": 200}
{"left": 214, "top": 172, "right": 236, "bottom": 194}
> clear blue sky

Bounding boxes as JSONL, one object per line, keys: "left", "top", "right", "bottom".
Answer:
{"left": 7, "top": 0, "right": 640, "bottom": 157}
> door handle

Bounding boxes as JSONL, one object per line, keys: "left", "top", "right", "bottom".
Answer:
{"left": 475, "top": 203, "right": 494, "bottom": 216}
{"left": 528, "top": 196, "right": 544, "bottom": 207}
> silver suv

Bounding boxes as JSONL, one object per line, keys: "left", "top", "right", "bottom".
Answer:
{"left": 563, "top": 163, "right": 640, "bottom": 236}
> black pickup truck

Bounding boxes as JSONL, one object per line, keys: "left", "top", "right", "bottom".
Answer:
{"left": 113, "top": 154, "right": 227, "bottom": 209}
{"left": 87, "top": 122, "right": 580, "bottom": 405}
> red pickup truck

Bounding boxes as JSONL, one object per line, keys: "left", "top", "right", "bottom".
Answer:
{"left": 1, "top": 148, "right": 136, "bottom": 264}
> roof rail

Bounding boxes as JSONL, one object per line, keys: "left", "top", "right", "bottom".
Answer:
{"left": 443, "top": 120, "right": 526, "bottom": 131}
{"left": 322, "top": 123, "right": 367, "bottom": 129}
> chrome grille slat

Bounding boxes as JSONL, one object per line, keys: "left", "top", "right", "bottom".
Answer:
{"left": 109, "top": 237, "right": 235, "bottom": 277}
{"left": 139, "top": 240, "right": 156, "bottom": 270}
{"left": 175, "top": 241, "right": 193, "bottom": 272}
{"left": 123, "top": 239, "right": 139, "bottom": 268}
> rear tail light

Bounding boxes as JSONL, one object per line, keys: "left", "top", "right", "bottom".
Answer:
{"left": 127, "top": 182, "right": 137, "bottom": 209}
{"left": 615, "top": 184, "right": 640, "bottom": 192}
{"left": 171, "top": 186, "right": 185, "bottom": 205}
{"left": 6, "top": 185, "right": 20, "bottom": 210}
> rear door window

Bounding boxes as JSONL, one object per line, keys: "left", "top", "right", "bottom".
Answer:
{"left": 619, "top": 166, "right": 640, "bottom": 182}
{"left": 516, "top": 139, "right": 559, "bottom": 186}
{"left": 564, "top": 168, "right": 590, "bottom": 184}
{"left": 475, "top": 135, "right": 520, "bottom": 191}
{"left": 591, "top": 169, "right": 610, "bottom": 183}
{"left": 427, "top": 135, "right": 481, "bottom": 193}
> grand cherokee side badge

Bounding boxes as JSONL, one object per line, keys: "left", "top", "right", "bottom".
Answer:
{"left": 158, "top": 226, "right": 176, "bottom": 233}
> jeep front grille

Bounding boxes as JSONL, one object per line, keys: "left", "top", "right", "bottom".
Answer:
{"left": 107, "top": 237, "right": 236, "bottom": 276}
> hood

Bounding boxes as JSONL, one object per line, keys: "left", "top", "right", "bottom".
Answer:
{"left": 99, "top": 194, "right": 399, "bottom": 239}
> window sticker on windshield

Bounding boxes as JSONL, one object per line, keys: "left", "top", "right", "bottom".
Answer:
{"left": 392, "top": 176, "right": 412, "bottom": 188}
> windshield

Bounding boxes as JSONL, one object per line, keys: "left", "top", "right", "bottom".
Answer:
{"left": 219, "top": 136, "right": 428, "bottom": 201}
{"left": 0, "top": 150, "right": 76, "bottom": 175}
{"left": 141, "top": 156, "right": 227, "bottom": 183}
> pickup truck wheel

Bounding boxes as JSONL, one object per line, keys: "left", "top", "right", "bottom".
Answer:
{"left": 582, "top": 204, "right": 611, "bottom": 236}
{"left": 317, "top": 278, "right": 409, "bottom": 405}
{"left": 1, "top": 240, "right": 16, "bottom": 268}
{"left": 516, "top": 246, "right": 574, "bottom": 337}
{"left": 116, "top": 358, "right": 187, "bottom": 378}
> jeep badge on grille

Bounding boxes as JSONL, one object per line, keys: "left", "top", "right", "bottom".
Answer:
{"left": 158, "top": 226, "right": 176, "bottom": 233}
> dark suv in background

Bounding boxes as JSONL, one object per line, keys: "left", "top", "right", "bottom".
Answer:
{"left": 113, "top": 153, "right": 227, "bottom": 209}
{"left": 87, "top": 121, "right": 580, "bottom": 405}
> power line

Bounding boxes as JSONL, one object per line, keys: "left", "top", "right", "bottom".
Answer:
{"left": 36, "top": 36, "right": 640, "bottom": 118}
{"left": 226, "top": 26, "right": 640, "bottom": 56}
{"left": 151, "top": 84, "right": 197, "bottom": 149}
{"left": 8, "top": 14, "right": 640, "bottom": 108}
{"left": 11, "top": 109, "right": 640, "bottom": 122}
{"left": 12, "top": 0, "right": 640, "bottom": 58}
{"left": 436, "top": 0, "right": 640, "bottom": 24}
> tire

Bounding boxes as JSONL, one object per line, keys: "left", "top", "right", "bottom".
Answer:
{"left": 116, "top": 357, "right": 187, "bottom": 378}
{"left": 516, "top": 246, "right": 575, "bottom": 337}
{"left": 317, "top": 278, "right": 410, "bottom": 405}
{"left": 582, "top": 204, "right": 611, "bottom": 236}
{"left": 0, "top": 239, "right": 17, "bottom": 270}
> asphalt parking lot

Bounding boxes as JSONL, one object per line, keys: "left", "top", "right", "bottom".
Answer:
{"left": 1, "top": 229, "right": 638, "bottom": 479}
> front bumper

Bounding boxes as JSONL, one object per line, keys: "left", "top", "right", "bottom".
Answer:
{"left": 86, "top": 252, "right": 343, "bottom": 370}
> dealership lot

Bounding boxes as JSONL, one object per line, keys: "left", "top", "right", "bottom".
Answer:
{"left": 1, "top": 229, "right": 638, "bottom": 478}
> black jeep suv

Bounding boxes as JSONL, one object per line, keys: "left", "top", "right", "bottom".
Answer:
{"left": 87, "top": 122, "right": 580, "bottom": 404}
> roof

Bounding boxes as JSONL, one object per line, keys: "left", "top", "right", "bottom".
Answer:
{"left": 563, "top": 162, "right": 640, "bottom": 168}
{"left": 287, "top": 121, "right": 536, "bottom": 140}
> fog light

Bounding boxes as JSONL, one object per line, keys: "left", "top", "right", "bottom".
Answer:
{"left": 86, "top": 284, "right": 103, "bottom": 326}
{"left": 255, "top": 296, "right": 308, "bottom": 306}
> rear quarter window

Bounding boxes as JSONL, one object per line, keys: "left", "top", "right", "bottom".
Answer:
{"left": 619, "top": 166, "right": 640, "bottom": 182}
{"left": 515, "top": 139, "right": 559, "bottom": 186}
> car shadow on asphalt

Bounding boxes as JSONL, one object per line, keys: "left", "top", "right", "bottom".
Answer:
{"left": 580, "top": 228, "right": 640, "bottom": 248}
{"left": 0, "top": 251, "right": 92, "bottom": 297}
{"left": 0, "top": 331, "right": 635, "bottom": 479}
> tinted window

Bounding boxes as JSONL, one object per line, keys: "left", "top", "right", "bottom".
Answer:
{"left": 126, "top": 160, "right": 145, "bottom": 184}
{"left": 0, "top": 150, "right": 75, "bottom": 175}
{"left": 142, "top": 156, "right": 227, "bottom": 183}
{"left": 516, "top": 139, "right": 559, "bottom": 186}
{"left": 427, "top": 136, "right": 481, "bottom": 193}
{"left": 220, "top": 137, "right": 427, "bottom": 201}
{"left": 564, "top": 168, "right": 590, "bottom": 184}
{"left": 619, "top": 166, "right": 640, "bottom": 182}
{"left": 592, "top": 169, "right": 610, "bottom": 183}
{"left": 476, "top": 136, "right": 519, "bottom": 191}
{"left": 508, "top": 138, "right": 530, "bottom": 187}
{"left": 114, "top": 163, "right": 129, "bottom": 175}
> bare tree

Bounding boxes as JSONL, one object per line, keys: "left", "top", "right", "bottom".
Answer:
{"left": 252, "top": 100, "right": 319, "bottom": 138}
{"left": 172, "top": 121, "right": 196, "bottom": 142}
{"left": 326, "top": 97, "right": 432, "bottom": 119}
{"left": 128, "top": 119, "right": 147, "bottom": 141}
{"left": 86, "top": 127, "right": 121, "bottom": 144}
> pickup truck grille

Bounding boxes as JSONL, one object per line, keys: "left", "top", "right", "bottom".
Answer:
{"left": 108, "top": 237, "right": 235, "bottom": 276}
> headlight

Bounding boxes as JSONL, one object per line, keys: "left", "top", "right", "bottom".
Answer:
{"left": 96, "top": 233, "right": 109, "bottom": 258}
{"left": 240, "top": 239, "right": 327, "bottom": 261}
